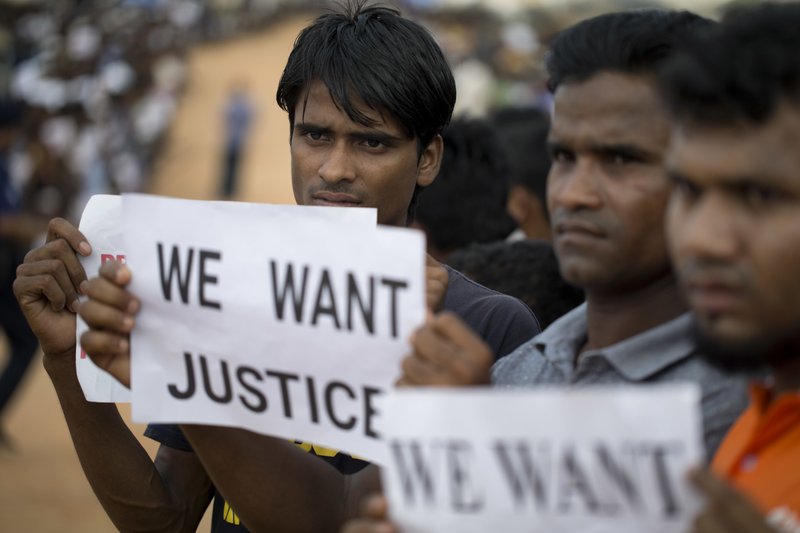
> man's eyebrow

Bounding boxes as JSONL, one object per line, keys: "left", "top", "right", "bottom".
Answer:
{"left": 294, "top": 122, "right": 330, "bottom": 133}
{"left": 588, "top": 143, "right": 658, "bottom": 161}
{"left": 348, "top": 130, "right": 406, "bottom": 144}
{"left": 546, "top": 139, "right": 571, "bottom": 152}
{"left": 294, "top": 122, "right": 408, "bottom": 144}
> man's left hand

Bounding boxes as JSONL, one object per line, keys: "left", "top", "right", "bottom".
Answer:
{"left": 690, "top": 468, "right": 780, "bottom": 533}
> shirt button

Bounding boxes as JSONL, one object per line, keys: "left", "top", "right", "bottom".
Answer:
{"left": 741, "top": 454, "right": 758, "bottom": 471}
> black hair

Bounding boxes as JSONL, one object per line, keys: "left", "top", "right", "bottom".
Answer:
{"left": 546, "top": 9, "right": 714, "bottom": 91}
{"left": 447, "top": 240, "right": 584, "bottom": 329}
{"left": 276, "top": 0, "right": 456, "bottom": 148}
{"left": 414, "top": 117, "right": 517, "bottom": 255}
{"left": 661, "top": 2, "right": 800, "bottom": 126}
{"left": 492, "top": 106, "right": 550, "bottom": 211}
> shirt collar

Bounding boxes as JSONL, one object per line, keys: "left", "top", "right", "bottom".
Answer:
{"left": 535, "top": 304, "right": 696, "bottom": 381}
{"left": 748, "top": 382, "right": 800, "bottom": 413}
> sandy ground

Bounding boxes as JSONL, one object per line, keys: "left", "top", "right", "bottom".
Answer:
{"left": 0, "top": 15, "right": 313, "bottom": 532}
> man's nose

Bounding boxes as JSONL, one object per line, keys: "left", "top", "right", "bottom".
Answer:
{"left": 671, "top": 192, "right": 741, "bottom": 263}
{"left": 548, "top": 159, "right": 603, "bottom": 212}
{"left": 318, "top": 142, "right": 357, "bottom": 184}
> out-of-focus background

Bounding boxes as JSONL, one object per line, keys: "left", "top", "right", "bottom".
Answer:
{"left": 0, "top": 0, "right": 740, "bottom": 530}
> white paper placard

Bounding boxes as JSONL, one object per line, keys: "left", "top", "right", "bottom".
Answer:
{"left": 76, "top": 195, "right": 131, "bottom": 402}
{"left": 380, "top": 385, "right": 705, "bottom": 533}
{"left": 123, "top": 193, "right": 422, "bottom": 462}
{"left": 75, "top": 195, "right": 377, "bottom": 403}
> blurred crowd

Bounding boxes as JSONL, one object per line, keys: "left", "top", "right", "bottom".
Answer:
{"left": 0, "top": 0, "right": 332, "bottom": 230}
{"left": 0, "top": 0, "right": 720, "bottom": 230}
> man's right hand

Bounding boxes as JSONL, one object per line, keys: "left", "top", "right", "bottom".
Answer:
{"left": 399, "top": 312, "right": 493, "bottom": 386}
{"left": 79, "top": 261, "right": 139, "bottom": 388}
{"left": 13, "top": 217, "right": 91, "bottom": 356}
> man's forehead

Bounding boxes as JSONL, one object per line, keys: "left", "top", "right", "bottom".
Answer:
{"left": 550, "top": 72, "right": 669, "bottom": 145}
{"left": 669, "top": 113, "right": 800, "bottom": 186}
{"left": 296, "top": 80, "right": 404, "bottom": 134}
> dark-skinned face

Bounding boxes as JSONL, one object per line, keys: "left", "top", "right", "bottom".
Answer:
{"left": 666, "top": 101, "right": 800, "bottom": 368}
{"left": 290, "top": 80, "right": 442, "bottom": 227}
{"left": 547, "top": 72, "right": 673, "bottom": 294}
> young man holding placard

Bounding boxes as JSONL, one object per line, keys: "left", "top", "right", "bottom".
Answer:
{"left": 660, "top": 4, "right": 800, "bottom": 531}
{"left": 13, "top": 2, "right": 539, "bottom": 532}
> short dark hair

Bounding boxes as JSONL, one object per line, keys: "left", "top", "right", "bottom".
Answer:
{"left": 414, "top": 117, "right": 517, "bottom": 254}
{"left": 447, "top": 240, "right": 584, "bottom": 329}
{"left": 546, "top": 9, "right": 714, "bottom": 91}
{"left": 276, "top": 1, "right": 456, "bottom": 148}
{"left": 661, "top": 2, "right": 800, "bottom": 127}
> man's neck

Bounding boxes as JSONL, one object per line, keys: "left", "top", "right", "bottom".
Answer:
{"left": 582, "top": 274, "right": 686, "bottom": 354}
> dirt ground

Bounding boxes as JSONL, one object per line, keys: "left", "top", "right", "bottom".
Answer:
{"left": 0, "top": 15, "right": 312, "bottom": 532}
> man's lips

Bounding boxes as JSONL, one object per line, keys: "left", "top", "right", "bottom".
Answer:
{"left": 684, "top": 279, "right": 746, "bottom": 315}
{"left": 310, "top": 192, "right": 362, "bottom": 206}
{"left": 554, "top": 220, "right": 605, "bottom": 241}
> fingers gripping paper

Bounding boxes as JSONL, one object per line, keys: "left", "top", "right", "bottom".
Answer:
{"left": 123, "top": 194, "right": 422, "bottom": 462}
{"left": 380, "top": 386, "right": 705, "bottom": 533}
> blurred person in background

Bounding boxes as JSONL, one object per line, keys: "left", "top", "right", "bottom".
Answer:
{"left": 412, "top": 116, "right": 519, "bottom": 261}
{"left": 219, "top": 81, "right": 254, "bottom": 199}
{"left": 0, "top": 100, "right": 44, "bottom": 449}
{"left": 493, "top": 106, "right": 551, "bottom": 241}
{"left": 447, "top": 239, "right": 584, "bottom": 329}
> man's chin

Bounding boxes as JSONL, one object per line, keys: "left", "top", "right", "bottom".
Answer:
{"left": 692, "top": 321, "right": 800, "bottom": 374}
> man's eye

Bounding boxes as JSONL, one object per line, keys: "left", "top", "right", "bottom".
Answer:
{"left": 306, "top": 131, "right": 324, "bottom": 141}
{"left": 551, "top": 150, "right": 574, "bottom": 163}
{"left": 742, "top": 184, "right": 784, "bottom": 209}
{"left": 363, "top": 139, "right": 384, "bottom": 149}
{"left": 607, "top": 153, "right": 636, "bottom": 165}
{"left": 674, "top": 179, "right": 701, "bottom": 200}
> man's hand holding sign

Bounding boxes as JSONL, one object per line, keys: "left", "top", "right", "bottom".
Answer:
{"left": 689, "top": 470, "right": 782, "bottom": 533}
{"left": 80, "top": 260, "right": 137, "bottom": 388}
{"left": 14, "top": 217, "right": 90, "bottom": 357}
{"left": 399, "top": 312, "right": 492, "bottom": 387}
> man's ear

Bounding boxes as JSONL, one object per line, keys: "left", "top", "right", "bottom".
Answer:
{"left": 416, "top": 134, "right": 444, "bottom": 188}
{"left": 507, "top": 184, "right": 531, "bottom": 225}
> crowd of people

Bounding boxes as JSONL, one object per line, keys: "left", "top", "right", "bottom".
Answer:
{"left": 4, "top": 0, "right": 800, "bottom": 531}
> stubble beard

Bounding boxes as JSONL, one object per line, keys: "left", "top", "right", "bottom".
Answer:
{"left": 692, "top": 317, "right": 800, "bottom": 374}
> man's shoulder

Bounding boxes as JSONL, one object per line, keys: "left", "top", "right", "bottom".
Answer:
{"left": 443, "top": 266, "right": 539, "bottom": 322}
{"left": 490, "top": 335, "right": 545, "bottom": 384}
{"left": 443, "top": 266, "right": 541, "bottom": 359}
{"left": 489, "top": 304, "right": 586, "bottom": 386}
